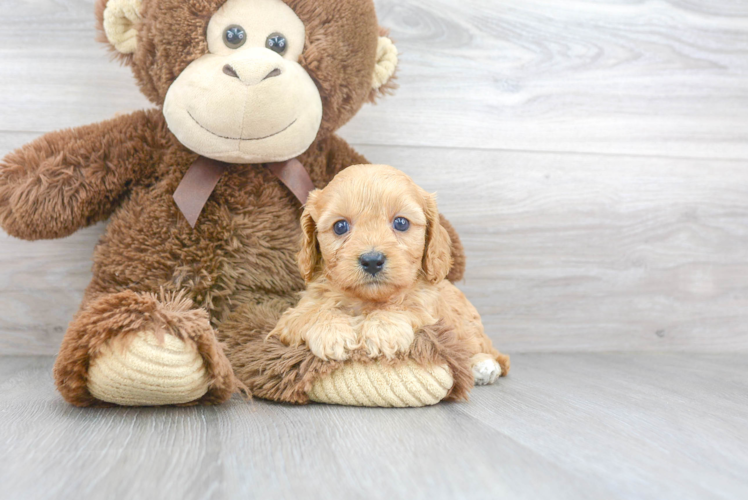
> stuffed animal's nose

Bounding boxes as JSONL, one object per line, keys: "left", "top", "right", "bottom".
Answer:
{"left": 359, "top": 252, "right": 386, "bottom": 276}
{"left": 222, "top": 63, "right": 282, "bottom": 86}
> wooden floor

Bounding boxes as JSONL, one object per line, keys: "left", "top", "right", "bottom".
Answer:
{"left": 2, "top": 353, "right": 747, "bottom": 500}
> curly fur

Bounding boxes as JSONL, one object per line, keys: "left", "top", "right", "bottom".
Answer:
{"left": 268, "top": 165, "right": 507, "bottom": 368}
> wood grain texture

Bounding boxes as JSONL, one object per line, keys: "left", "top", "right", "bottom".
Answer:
{"left": 2, "top": 354, "right": 747, "bottom": 500}
{"left": 357, "top": 146, "right": 748, "bottom": 353}
{"left": 0, "top": 0, "right": 746, "bottom": 157}
{"left": 1, "top": 0, "right": 747, "bottom": 354}
{"left": 345, "top": 0, "right": 748, "bottom": 158}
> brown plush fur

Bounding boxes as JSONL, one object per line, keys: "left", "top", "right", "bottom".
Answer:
{"left": 1, "top": 0, "right": 466, "bottom": 406}
{"left": 54, "top": 290, "right": 238, "bottom": 407}
{"left": 0, "top": 109, "right": 170, "bottom": 240}
{"left": 226, "top": 319, "right": 476, "bottom": 404}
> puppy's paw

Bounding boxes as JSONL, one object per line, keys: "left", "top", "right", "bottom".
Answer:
{"left": 360, "top": 313, "right": 415, "bottom": 359}
{"left": 471, "top": 353, "right": 502, "bottom": 386}
{"left": 305, "top": 321, "right": 359, "bottom": 361}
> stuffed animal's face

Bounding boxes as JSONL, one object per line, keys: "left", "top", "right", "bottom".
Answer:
{"left": 299, "top": 165, "right": 453, "bottom": 302}
{"left": 163, "top": 0, "right": 322, "bottom": 163}
{"left": 97, "top": 0, "right": 398, "bottom": 163}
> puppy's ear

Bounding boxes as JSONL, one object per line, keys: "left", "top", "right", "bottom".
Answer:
{"left": 298, "top": 191, "right": 321, "bottom": 282}
{"left": 422, "top": 192, "right": 453, "bottom": 284}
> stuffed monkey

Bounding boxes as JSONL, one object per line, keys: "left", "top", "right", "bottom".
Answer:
{"left": 0, "top": 0, "right": 468, "bottom": 407}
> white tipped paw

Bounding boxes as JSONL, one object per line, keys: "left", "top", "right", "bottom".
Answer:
{"left": 472, "top": 358, "right": 502, "bottom": 386}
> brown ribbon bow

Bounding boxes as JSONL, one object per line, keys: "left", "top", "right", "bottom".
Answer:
{"left": 173, "top": 156, "right": 315, "bottom": 228}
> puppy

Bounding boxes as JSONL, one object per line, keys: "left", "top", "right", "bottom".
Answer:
{"left": 268, "top": 164, "right": 509, "bottom": 385}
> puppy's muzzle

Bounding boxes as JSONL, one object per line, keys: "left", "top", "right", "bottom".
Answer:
{"left": 359, "top": 251, "right": 386, "bottom": 276}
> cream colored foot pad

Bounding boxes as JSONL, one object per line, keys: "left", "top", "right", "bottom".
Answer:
{"left": 88, "top": 331, "right": 209, "bottom": 406}
{"left": 307, "top": 360, "right": 453, "bottom": 407}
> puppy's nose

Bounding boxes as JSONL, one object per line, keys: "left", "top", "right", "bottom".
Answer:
{"left": 359, "top": 252, "right": 386, "bottom": 276}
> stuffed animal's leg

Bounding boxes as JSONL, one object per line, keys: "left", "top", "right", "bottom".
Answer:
{"left": 217, "top": 295, "right": 310, "bottom": 403}
{"left": 219, "top": 299, "right": 473, "bottom": 406}
{"left": 53, "top": 290, "right": 238, "bottom": 407}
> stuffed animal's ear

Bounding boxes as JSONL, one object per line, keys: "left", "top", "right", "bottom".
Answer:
{"left": 370, "top": 33, "right": 398, "bottom": 100}
{"left": 298, "top": 191, "right": 322, "bottom": 283}
{"left": 422, "top": 192, "right": 453, "bottom": 284}
{"left": 96, "top": 0, "right": 142, "bottom": 56}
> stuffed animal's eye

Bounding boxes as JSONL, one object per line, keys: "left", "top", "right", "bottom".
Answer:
{"left": 333, "top": 220, "right": 350, "bottom": 236}
{"left": 393, "top": 217, "right": 410, "bottom": 232}
{"left": 224, "top": 25, "right": 247, "bottom": 48}
{"left": 266, "top": 33, "right": 287, "bottom": 54}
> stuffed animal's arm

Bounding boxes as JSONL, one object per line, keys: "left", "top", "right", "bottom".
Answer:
{"left": 0, "top": 109, "right": 168, "bottom": 240}
{"left": 325, "top": 135, "right": 467, "bottom": 282}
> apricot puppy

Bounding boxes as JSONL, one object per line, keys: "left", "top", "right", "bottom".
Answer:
{"left": 269, "top": 164, "right": 509, "bottom": 385}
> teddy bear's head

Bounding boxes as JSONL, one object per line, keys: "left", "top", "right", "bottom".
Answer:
{"left": 96, "top": 0, "right": 398, "bottom": 163}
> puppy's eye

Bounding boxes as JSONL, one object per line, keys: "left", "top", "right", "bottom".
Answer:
{"left": 266, "top": 33, "right": 287, "bottom": 54}
{"left": 393, "top": 217, "right": 410, "bottom": 232}
{"left": 333, "top": 220, "right": 350, "bottom": 236}
{"left": 224, "top": 25, "right": 247, "bottom": 49}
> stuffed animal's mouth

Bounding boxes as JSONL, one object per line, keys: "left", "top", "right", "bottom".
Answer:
{"left": 187, "top": 111, "right": 297, "bottom": 141}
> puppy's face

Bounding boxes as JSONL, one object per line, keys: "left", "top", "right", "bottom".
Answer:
{"left": 299, "top": 165, "right": 452, "bottom": 302}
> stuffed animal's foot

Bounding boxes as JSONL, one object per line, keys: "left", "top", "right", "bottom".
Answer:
{"left": 232, "top": 319, "right": 475, "bottom": 406}
{"left": 471, "top": 353, "right": 502, "bottom": 386}
{"left": 54, "top": 290, "right": 238, "bottom": 407}
{"left": 87, "top": 330, "right": 209, "bottom": 406}
{"left": 308, "top": 361, "right": 453, "bottom": 407}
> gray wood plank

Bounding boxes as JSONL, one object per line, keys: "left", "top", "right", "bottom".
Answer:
{"left": 2, "top": 354, "right": 747, "bottom": 500}
{"left": 2, "top": 139, "right": 746, "bottom": 354}
{"left": 356, "top": 146, "right": 748, "bottom": 353}
{"left": 0, "top": 0, "right": 746, "bottom": 158}
{"left": 0, "top": 356, "right": 612, "bottom": 500}
{"left": 0, "top": 1, "right": 150, "bottom": 132}
{"left": 345, "top": 0, "right": 748, "bottom": 158}
{"left": 454, "top": 353, "right": 748, "bottom": 500}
